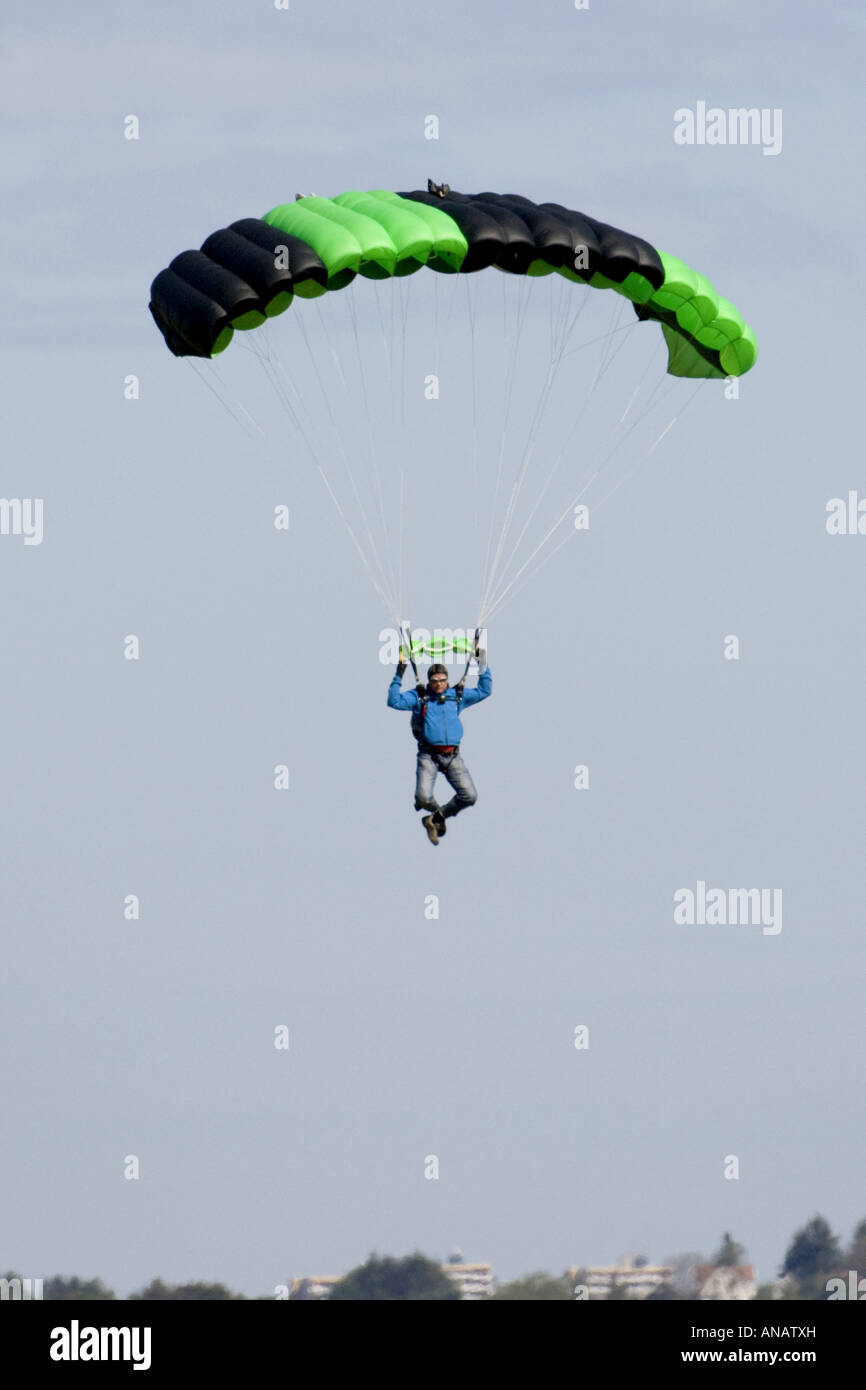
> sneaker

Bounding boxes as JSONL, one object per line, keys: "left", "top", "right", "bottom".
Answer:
{"left": 422, "top": 814, "right": 440, "bottom": 846}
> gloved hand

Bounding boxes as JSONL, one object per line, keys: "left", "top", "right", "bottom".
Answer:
{"left": 396, "top": 659, "right": 407, "bottom": 677}
{"left": 475, "top": 648, "right": 487, "bottom": 667}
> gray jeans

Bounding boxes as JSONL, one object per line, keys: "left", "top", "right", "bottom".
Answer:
{"left": 414, "top": 747, "right": 478, "bottom": 819}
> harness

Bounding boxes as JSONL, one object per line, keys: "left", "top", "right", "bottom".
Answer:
{"left": 411, "top": 689, "right": 463, "bottom": 747}
{"left": 410, "top": 694, "right": 428, "bottom": 745}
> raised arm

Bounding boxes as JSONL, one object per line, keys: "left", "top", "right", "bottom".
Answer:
{"left": 460, "top": 659, "right": 492, "bottom": 707}
{"left": 388, "top": 670, "right": 421, "bottom": 712}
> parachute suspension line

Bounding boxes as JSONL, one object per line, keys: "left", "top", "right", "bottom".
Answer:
{"left": 433, "top": 271, "right": 440, "bottom": 382}
{"left": 373, "top": 277, "right": 406, "bottom": 612}
{"left": 478, "top": 277, "right": 594, "bottom": 620}
{"left": 549, "top": 264, "right": 575, "bottom": 361}
{"left": 482, "top": 383, "right": 708, "bottom": 625}
{"left": 478, "top": 275, "right": 532, "bottom": 616}
{"left": 429, "top": 269, "right": 486, "bottom": 612}
{"left": 484, "top": 274, "right": 525, "bottom": 576}
{"left": 208, "top": 355, "right": 272, "bottom": 443}
{"left": 618, "top": 336, "right": 662, "bottom": 425}
{"left": 308, "top": 295, "right": 349, "bottom": 398}
{"left": 481, "top": 354, "right": 670, "bottom": 624}
{"left": 373, "top": 280, "right": 392, "bottom": 397}
{"left": 489, "top": 318, "right": 650, "bottom": 602}
{"left": 386, "top": 277, "right": 403, "bottom": 620}
{"left": 481, "top": 386, "right": 665, "bottom": 625}
{"left": 245, "top": 331, "right": 305, "bottom": 439}
{"left": 465, "top": 275, "right": 480, "bottom": 544}
{"left": 288, "top": 311, "right": 399, "bottom": 618}
{"left": 593, "top": 292, "right": 627, "bottom": 383}
{"left": 479, "top": 359, "right": 692, "bottom": 625}
{"left": 481, "top": 295, "right": 650, "bottom": 619}
{"left": 389, "top": 273, "right": 420, "bottom": 619}
{"left": 386, "top": 278, "right": 402, "bottom": 620}
{"left": 186, "top": 359, "right": 267, "bottom": 443}
{"left": 308, "top": 298, "right": 399, "bottom": 614}
{"left": 481, "top": 526, "right": 573, "bottom": 625}
{"left": 229, "top": 329, "right": 399, "bottom": 620}
{"left": 561, "top": 317, "right": 645, "bottom": 361}
{"left": 247, "top": 326, "right": 305, "bottom": 421}
{"left": 477, "top": 271, "right": 523, "bottom": 616}
{"left": 397, "top": 272, "right": 413, "bottom": 616}
{"left": 399, "top": 271, "right": 416, "bottom": 428}
{"left": 245, "top": 333, "right": 337, "bottom": 489}
{"left": 554, "top": 308, "right": 648, "bottom": 465}
{"left": 315, "top": 465, "right": 398, "bottom": 619}
{"left": 479, "top": 276, "right": 596, "bottom": 619}
{"left": 489, "top": 273, "right": 589, "bottom": 589}
{"left": 261, "top": 327, "right": 399, "bottom": 621}
{"left": 397, "top": 274, "right": 407, "bottom": 428}
{"left": 481, "top": 510, "right": 594, "bottom": 623}
{"left": 345, "top": 286, "right": 401, "bottom": 617}
{"left": 397, "top": 467, "right": 406, "bottom": 625}
{"left": 590, "top": 378, "right": 707, "bottom": 512}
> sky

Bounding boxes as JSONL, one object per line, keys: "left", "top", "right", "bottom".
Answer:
{"left": 1, "top": 0, "right": 864, "bottom": 1297}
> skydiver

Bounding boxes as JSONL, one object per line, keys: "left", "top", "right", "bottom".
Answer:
{"left": 387, "top": 646, "right": 492, "bottom": 845}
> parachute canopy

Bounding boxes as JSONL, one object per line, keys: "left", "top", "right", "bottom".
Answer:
{"left": 149, "top": 186, "right": 757, "bottom": 380}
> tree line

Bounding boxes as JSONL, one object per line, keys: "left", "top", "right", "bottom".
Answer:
{"left": 3, "top": 1212, "right": 863, "bottom": 1300}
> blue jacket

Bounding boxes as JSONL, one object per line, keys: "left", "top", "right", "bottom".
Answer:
{"left": 388, "top": 667, "right": 492, "bottom": 746}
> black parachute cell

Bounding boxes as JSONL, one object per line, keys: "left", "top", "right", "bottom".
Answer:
{"left": 432, "top": 188, "right": 537, "bottom": 271}
{"left": 149, "top": 267, "right": 230, "bottom": 358}
{"left": 541, "top": 204, "right": 664, "bottom": 288}
{"left": 583, "top": 215, "right": 663, "bottom": 288}
{"left": 454, "top": 198, "right": 537, "bottom": 274}
{"left": 398, "top": 191, "right": 507, "bottom": 272}
{"left": 168, "top": 251, "right": 262, "bottom": 322}
{"left": 199, "top": 227, "right": 295, "bottom": 306}
{"left": 407, "top": 188, "right": 665, "bottom": 286}
{"left": 535, "top": 204, "right": 607, "bottom": 280}
{"left": 148, "top": 218, "right": 332, "bottom": 357}
{"left": 228, "top": 219, "right": 329, "bottom": 293}
{"left": 470, "top": 193, "right": 575, "bottom": 269}
{"left": 149, "top": 310, "right": 197, "bottom": 358}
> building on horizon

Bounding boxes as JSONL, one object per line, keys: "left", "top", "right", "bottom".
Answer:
{"left": 289, "top": 1252, "right": 495, "bottom": 1300}
{"left": 443, "top": 1251, "right": 494, "bottom": 1299}
{"left": 289, "top": 1275, "right": 340, "bottom": 1300}
{"left": 695, "top": 1265, "right": 757, "bottom": 1300}
{"left": 567, "top": 1256, "right": 673, "bottom": 1300}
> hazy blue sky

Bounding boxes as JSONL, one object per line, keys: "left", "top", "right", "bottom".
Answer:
{"left": 2, "top": 0, "right": 864, "bottom": 1296}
